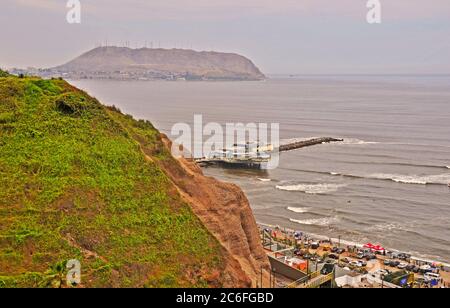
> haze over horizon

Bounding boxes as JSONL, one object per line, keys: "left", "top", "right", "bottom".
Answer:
{"left": 2, "top": 0, "right": 450, "bottom": 74}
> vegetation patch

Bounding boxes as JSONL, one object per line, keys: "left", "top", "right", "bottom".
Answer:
{"left": 0, "top": 70, "right": 10, "bottom": 78}
{"left": 0, "top": 75, "right": 225, "bottom": 288}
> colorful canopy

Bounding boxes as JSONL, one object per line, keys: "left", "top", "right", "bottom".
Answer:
{"left": 364, "top": 243, "right": 385, "bottom": 251}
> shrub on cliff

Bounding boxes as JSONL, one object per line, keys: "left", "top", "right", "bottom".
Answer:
{"left": 0, "top": 69, "right": 10, "bottom": 77}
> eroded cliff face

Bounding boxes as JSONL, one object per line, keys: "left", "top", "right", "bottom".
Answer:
{"left": 154, "top": 135, "right": 271, "bottom": 287}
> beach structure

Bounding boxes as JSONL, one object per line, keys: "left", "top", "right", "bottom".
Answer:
{"left": 196, "top": 141, "right": 273, "bottom": 168}
{"left": 258, "top": 223, "right": 450, "bottom": 288}
{"left": 195, "top": 137, "right": 343, "bottom": 168}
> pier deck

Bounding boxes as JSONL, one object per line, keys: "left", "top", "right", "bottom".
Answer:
{"left": 279, "top": 137, "right": 343, "bottom": 152}
{"left": 195, "top": 137, "right": 343, "bottom": 168}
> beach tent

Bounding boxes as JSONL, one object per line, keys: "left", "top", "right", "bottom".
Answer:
{"left": 364, "top": 243, "right": 375, "bottom": 249}
{"left": 364, "top": 243, "right": 385, "bottom": 252}
{"left": 373, "top": 245, "right": 385, "bottom": 251}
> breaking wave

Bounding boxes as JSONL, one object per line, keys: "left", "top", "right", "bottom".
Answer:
{"left": 287, "top": 207, "right": 309, "bottom": 213}
{"left": 258, "top": 178, "right": 272, "bottom": 182}
{"left": 339, "top": 138, "right": 379, "bottom": 145}
{"left": 290, "top": 216, "right": 339, "bottom": 226}
{"left": 328, "top": 172, "right": 450, "bottom": 186}
{"left": 367, "top": 173, "right": 450, "bottom": 185}
{"left": 276, "top": 183, "right": 346, "bottom": 194}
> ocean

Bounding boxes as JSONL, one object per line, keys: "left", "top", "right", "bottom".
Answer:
{"left": 72, "top": 76, "right": 450, "bottom": 263}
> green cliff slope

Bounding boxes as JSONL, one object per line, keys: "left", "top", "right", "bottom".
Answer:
{"left": 0, "top": 72, "right": 227, "bottom": 287}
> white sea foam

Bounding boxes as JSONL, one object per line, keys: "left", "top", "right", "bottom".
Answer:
{"left": 367, "top": 222, "right": 409, "bottom": 233}
{"left": 258, "top": 178, "right": 272, "bottom": 182}
{"left": 276, "top": 183, "right": 346, "bottom": 194}
{"left": 446, "top": 166, "right": 450, "bottom": 169}
{"left": 287, "top": 207, "right": 309, "bottom": 214}
{"left": 340, "top": 138, "right": 379, "bottom": 145}
{"left": 369, "top": 173, "right": 450, "bottom": 185}
{"left": 328, "top": 171, "right": 450, "bottom": 186}
{"left": 290, "top": 216, "right": 339, "bottom": 227}
{"left": 281, "top": 137, "right": 377, "bottom": 146}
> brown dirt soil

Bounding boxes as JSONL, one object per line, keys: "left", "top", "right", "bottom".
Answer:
{"left": 154, "top": 134, "right": 271, "bottom": 288}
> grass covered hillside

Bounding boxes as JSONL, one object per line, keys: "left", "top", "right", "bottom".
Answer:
{"left": 0, "top": 72, "right": 230, "bottom": 288}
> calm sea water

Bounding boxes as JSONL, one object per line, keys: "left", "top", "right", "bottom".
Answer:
{"left": 72, "top": 76, "right": 450, "bottom": 263}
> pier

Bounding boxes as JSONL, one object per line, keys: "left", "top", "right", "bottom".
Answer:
{"left": 195, "top": 137, "right": 343, "bottom": 168}
{"left": 279, "top": 137, "right": 343, "bottom": 153}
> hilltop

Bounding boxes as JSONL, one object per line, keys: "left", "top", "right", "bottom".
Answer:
{"left": 40, "top": 47, "right": 265, "bottom": 81}
{"left": 0, "top": 73, "right": 269, "bottom": 287}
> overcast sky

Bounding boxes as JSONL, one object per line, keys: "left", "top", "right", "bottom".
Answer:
{"left": 1, "top": 0, "right": 450, "bottom": 74}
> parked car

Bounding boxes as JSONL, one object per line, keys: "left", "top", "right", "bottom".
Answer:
{"left": 321, "top": 264, "right": 335, "bottom": 275}
{"left": 420, "top": 265, "right": 432, "bottom": 273}
{"left": 310, "top": 242, "right": 320, "bottom": 249}
{"left": 397, "top": 262, "right": 409, "bottom": 269}
{"left": 336, "top": 248, "right": 346, "bottom": 254}
{"left": 359, "top": 261, "right": 367, "bottom": 267}
{"left": 365, "top": 253, "right": 376, "bottom": 261}
{"left": 389, "top": 260, "right": 401, "bottom": 267}
{"left": 349, "top": 261, "right": 360, "bottom": 268}
{"left": 390, "top": 252, "right": 400, "bottom": 259}
{"left": 331, "top": 247, "right": 339, "bottom": 253}
{"left": 383, "top": 259, "right": 391, "bottom": 266}
{"left": 424, "top": 272, "right": 441, "bottom": 283}
{"left": 328, "top": 254, "right": 339, "bottom": 260}
{"left": 412, "top": 266, "right": 420, "bottom": 273}
{"left": 398, "top": 253, "right": 411, "bottom": 261}
{"left": 342, "top": 257, "right": 351, "bottom": 263}
{"left": 371, "top": 269, "right": 389, "bottom": 279}
{"left": 356, "top": 252, "right": 365, "bottom": 259}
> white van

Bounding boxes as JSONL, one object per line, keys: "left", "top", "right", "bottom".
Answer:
{"left": 424, "top": 272, "right": 440, "bottom": 282}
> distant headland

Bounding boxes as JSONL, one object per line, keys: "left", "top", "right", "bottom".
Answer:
{"left": 12, "top": 47, "right": 265, "bottom": 81}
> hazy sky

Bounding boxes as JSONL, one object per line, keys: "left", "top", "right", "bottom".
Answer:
{"left": 1, "top": 0, "right": 450, "bottom": 74}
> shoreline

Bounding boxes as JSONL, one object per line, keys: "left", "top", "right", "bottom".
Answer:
{"left": 256, "top": 221, "right": 450, "bottom": 268}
